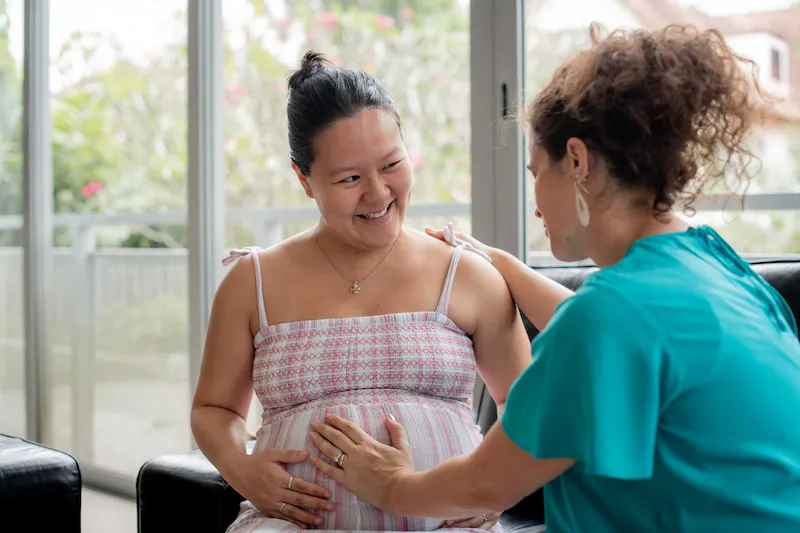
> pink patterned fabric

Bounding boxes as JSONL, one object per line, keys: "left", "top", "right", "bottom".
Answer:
{"left": 224, "top": 244, "right": 502, "bottom": 533}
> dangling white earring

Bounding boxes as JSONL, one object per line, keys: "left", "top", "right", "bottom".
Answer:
{"left": 574, "top": 175, "right": 590, "bottom": 227}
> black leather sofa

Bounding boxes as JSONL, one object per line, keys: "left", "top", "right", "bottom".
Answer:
{"left": 136, "top": 258, "right": 800, "bottom": 533}
{"left": 0, "top": 433, "right": 82, "bottom": 532}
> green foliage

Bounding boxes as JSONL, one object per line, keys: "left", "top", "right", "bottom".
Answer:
{"left": 97, "top": 294, "right": 187, "bottom": 355}
{"left": 0, "top": 0, "right": 22, "bottom": 221}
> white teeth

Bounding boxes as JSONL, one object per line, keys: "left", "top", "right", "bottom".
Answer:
{"left": 361, "top": 204, "right": 390, "bottom": 219}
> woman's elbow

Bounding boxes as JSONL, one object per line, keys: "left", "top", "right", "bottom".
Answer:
{"left": 469, "top": 480, "right": 519, "bottom": 514}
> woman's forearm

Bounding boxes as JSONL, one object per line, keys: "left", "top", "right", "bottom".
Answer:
{"left": 391, "top": 454, "right": 507, "bottom": 519}
{"left": 385, "top": 424, "right": 572, "bottom": 520}
{"left": 190, "top": 405, "right": 250, "bottom": 485}
{"left": 490, "top": 250, "right": 574, "bottom": 331}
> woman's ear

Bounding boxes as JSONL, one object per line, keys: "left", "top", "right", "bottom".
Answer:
{"left": 565, "top": 138, "right": 591, "bottom": 180}
{"left": 292, "top": 162, "right": 314, "bottom": 199}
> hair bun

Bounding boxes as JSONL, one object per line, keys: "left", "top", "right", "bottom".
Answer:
{"left": 288, "top": 50, "right": 330, "bottom": 91}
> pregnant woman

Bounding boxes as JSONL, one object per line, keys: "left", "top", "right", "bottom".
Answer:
{"left": 190, "top": 52, "right": 565, "bottom": 532}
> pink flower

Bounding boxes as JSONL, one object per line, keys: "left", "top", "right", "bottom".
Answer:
{"left": 401, "top": 8, "right": 414, "bottom": 21}
{"left": 81, "top": 181, "right": 103, "bottom": 197}
{"left": 274, "top": 16, "right": 292, "bottom": 30}
{"left": 376, "top": 15, "right": 395, "bottom": 30}
{"left": 225, "top": 83, "right": 247, "bottom": 105}
{"left": 319, "top": 11, "right": 337, "bottom": 30}
{"left": 228, "top": 83, "right": 246, "bottom": 98}
{"left": 410, "top": 153, "right": 425, "bottom": 170}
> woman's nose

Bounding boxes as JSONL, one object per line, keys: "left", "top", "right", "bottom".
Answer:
{"left": 363, "top": 175, "right": 391, "bottom": 201}
{"left": 534, "top": 209, "right": 543, "bottom": 219}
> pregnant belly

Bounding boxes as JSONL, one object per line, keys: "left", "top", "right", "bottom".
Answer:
{"left": 254, "top": 396, "right": 482, "bottom": 531}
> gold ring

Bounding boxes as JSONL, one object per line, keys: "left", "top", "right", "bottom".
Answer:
{"left": 481, "top": 513, "right": 488, "bottom": 522}
{"left": 335, "top": 451, "right": 346, "bottom": 468}
{"left": 279, "top": 502, "right": 286, "bottom": 514}
{"left": 288, "top": 476, "right": 294, "bottom": 490}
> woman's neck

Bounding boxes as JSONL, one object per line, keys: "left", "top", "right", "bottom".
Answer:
{"left": 584, "top": 210, "right": 689, "bottom": 268}
{"left": 313, "top": 223, "right": 405, "bottom": 268}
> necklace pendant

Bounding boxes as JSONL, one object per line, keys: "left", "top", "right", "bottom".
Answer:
{"left": 349, "top": 280, "right": 361, "bottom": 294}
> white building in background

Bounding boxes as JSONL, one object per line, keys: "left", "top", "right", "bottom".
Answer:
{"left": 524, "top": 0, "right": 800, "bottom": 192}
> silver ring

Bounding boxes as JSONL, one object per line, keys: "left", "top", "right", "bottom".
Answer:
{"left": 287, "top": 476, "right": 294, "bottom": 490}
{"left": 279, "top": 502, "right": 287, "bottom": 514}
{"left": 335, "top": 451, "right": 346, "bottom": 468}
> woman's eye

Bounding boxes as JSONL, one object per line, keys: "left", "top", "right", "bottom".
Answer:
{"left": 384, "top": 159, "right": 402, "bottom": 170}
{"left": 341, "top": 175, "right": 359, "bottom": 183}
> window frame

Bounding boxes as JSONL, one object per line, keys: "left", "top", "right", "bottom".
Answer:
{"left": 771, "top": 46, "right": 782, "bottom": 81}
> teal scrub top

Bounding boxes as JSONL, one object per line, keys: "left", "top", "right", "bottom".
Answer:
{"left": 501, "top": 225, "right": 800, "bottom": 533}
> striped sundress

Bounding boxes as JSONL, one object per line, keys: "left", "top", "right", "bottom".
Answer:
{"left": 223, "top": 244, "right": 501, "bottom": 533}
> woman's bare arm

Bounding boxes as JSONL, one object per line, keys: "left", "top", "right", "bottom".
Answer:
{"left": 309, "top": 414, "right": 574, "bottom": 519}
{"left": 190, "top": 254, "right": 332, "bottom": 526}
{"left": 455, "top": 252, "right": 532, "bottom": 407}
{"left": 390, "top": 422, "right": 573, "bottom": 518}
{"left": 190, "top": 256, "right": 259, "bottom": 484}
{"left": 488, "top": 249, "right": 575, "bottom": 333}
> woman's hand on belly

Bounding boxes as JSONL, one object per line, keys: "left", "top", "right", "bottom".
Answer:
{"left": 229, "top": 447, "right": 335, "bottom": 528}
{"left": 309, "top": 414, "right": 414, "bottom": 512}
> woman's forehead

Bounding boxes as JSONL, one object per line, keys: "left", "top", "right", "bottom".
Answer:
{"left": 314, "top": 109, "right": 401, "bottom": 166}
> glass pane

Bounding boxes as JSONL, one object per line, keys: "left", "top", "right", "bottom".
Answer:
{"left": 49, "top": 0, "right": 188, "bottom": 476}
{"left": 694, "top": 210, "right": 800, "bottom": 256}
{"left": 0, "top": 0, "right": 24, "bottom": 437}
{"left": 523, "top": 0, "right": 800, "bottom": 260}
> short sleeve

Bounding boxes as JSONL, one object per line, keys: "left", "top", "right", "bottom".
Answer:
{"left": 501, "top": 282, "right": 664, "bottom": 480}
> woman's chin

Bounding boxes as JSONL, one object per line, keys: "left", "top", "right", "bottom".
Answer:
{"left": 355, "top": 222, "right": 403, "bottom": 250}
{"left": 549, "top": 238, "right": 585, "bottom": 264}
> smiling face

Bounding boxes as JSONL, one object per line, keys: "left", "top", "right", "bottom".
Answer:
{"left": 294, "top": 108, "right": 412, "bottom": 251}
{"left": 528, "top": 135, "right": 591, "bottom": 262}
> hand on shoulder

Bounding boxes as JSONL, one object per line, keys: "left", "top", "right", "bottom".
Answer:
{"left": 424, "top": 223, "right": 494, "bottom": 262}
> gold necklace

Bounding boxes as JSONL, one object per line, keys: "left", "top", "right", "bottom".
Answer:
{"left": 315, "top": 232, "right": 400, "bottom": 295}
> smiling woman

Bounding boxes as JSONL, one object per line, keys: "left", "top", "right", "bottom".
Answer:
{"left": 189, "top": 51, "right": 551, "bottom": 532}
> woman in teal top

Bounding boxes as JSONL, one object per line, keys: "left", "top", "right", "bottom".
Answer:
{"left": 306, "top": 23, "right": 800, "bottom": 532}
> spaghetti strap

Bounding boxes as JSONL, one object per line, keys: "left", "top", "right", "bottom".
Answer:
{"left": 222, "top": 246, "right": 269, "bottom": 329}
{"left": 435, "top": 245, "right": 464, "bottom": 316}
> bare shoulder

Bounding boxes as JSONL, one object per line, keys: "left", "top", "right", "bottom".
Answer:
{"left": 406, "top": 227, "right": 508, "bottom": 296}
{"left": 405, "top": 226, "right": 458, "bottom": 261}
{"left": 455, "top": 247, "right": 508, "bottom": 293}
{"left": 216, "top": 233, "right": 309, "bottom": 307}
{"left": 240, "top": 230, "right": 316, "bottom": 275}
{"left": 216, "top": 251, "right": 260, "bottom": 309}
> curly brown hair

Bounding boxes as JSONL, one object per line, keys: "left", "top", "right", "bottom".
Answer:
{"left": 528, "top": 23, "right": 765, "bottom": 217}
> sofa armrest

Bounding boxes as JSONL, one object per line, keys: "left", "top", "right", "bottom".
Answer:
{"left": 136, "top": 446, "right": 251, "bottom": 533}
{"left": 0, "top": 433, "right": 82, "bottom": 533}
